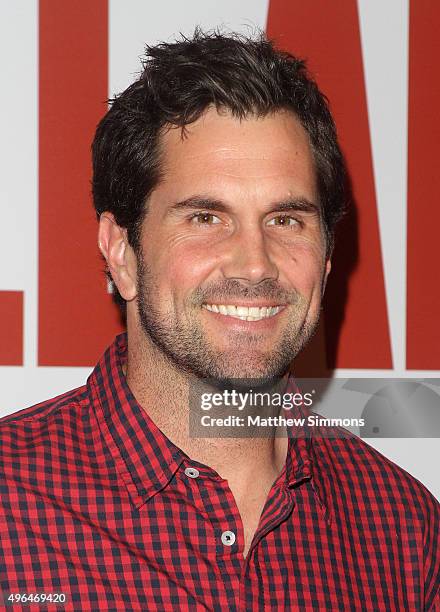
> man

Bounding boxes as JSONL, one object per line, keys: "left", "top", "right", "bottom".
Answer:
{"left": 0, "top": 30, "right": 438, "bottom": 611}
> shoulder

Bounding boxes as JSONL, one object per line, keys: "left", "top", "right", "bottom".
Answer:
{"left": 0, "top": 386, "right": 89, "bottom": 482}
{"left": 310, "top": 425, "right": 440, "bottom": 559}
{"left": 1, "top": 385, "right": 88, "bottom": 421}
{"left": 311, "top": 427, "right": 440, "bottom": 603}
{"left": 311, "top": 427, "right": 439, "bottom": 516}
{"left": 0, "top": 384, "right": 88, "bottom": 428}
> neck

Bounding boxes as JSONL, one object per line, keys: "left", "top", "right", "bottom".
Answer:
{"left": 125, "top": 327, "right": 289, "bottom": 486}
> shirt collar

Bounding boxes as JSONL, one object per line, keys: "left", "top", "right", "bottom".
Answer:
{"left": 283, "top": 375, "right": 313, "bottom": 485}
{"left": 283, "top": 376, "right": 332, "bottom": 525}
{"left": 88, "top": 333, "right": 330, "bottom": 524}
{"left": 88, "top": 333, "right": 185, "bottom": 509}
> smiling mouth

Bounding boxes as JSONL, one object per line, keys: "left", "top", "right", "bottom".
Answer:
{"left": 202, "top": 303, "right": 285, "bottom": 321}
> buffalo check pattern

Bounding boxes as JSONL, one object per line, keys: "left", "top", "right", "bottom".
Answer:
{"left": 1, "top": 333, "right": 439, "bottom": 611}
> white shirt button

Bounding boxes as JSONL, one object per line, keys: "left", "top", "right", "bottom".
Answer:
{"left": 184, "top": 467, "right": 200, "bottom": 479}
{"left": 221, "top": 530, "right": 236, "bottom": 546}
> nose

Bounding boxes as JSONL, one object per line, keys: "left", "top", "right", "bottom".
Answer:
{"left": 219, "top": 226, "right": 279, "bottom": 285}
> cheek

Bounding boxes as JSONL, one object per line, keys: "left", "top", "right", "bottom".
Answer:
{"left": 287, "top": 265, "right": 323, "bottom": 298}
{"left": 281, "top": 239, "right": 327, "bottom": 293}
{"left": 155, "top": 240, "right": 220, "bottom": 300}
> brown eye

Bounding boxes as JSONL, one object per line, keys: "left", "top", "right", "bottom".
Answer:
{"left": 267, "top": 215, "right": 299, "bottom": 227}
{"left": 191, "top": 212, "right": 221, "bottom": 225}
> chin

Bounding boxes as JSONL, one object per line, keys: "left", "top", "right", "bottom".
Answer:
{"left": 200, "top": 355, "right": 290, "bottom": 385}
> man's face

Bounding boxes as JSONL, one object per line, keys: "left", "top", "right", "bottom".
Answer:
{"left": 133, "top": 107, "right": 330, "bottom": 382}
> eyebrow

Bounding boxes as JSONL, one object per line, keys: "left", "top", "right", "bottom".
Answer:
{"left": 169, "top": 196, "right": 320, "bottom": 215}
{"left": 170, "top": 197, "right": 229, "bottom": 213}
{"left": 271, "top": 199, "right": 320, "bottom": 214}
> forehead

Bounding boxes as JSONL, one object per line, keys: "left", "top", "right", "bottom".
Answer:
{"left": 156, "top": 107, "right": 317, "bottom": 200}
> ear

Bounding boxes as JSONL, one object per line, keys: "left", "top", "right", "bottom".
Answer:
{"left": 98, "top": 213, "right": 137, "bottom": 301}
{"left": 321, "top": 258, "right": 331, "bottom": 296}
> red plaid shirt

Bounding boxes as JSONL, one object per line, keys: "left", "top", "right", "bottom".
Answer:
{"left": 1, "top": 334, "right": 439, "bottom": 610}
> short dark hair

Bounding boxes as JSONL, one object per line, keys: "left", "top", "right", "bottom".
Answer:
{"left": 92, "top": 28, "right": 347, "bottom": 303}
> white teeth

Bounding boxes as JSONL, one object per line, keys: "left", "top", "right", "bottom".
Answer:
{"left": 202, "top": 303, "right": 284, "bottom": 321}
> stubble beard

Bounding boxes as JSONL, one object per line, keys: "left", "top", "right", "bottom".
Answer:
{"left": 136, "top": 255, "right": 321, "bottom": 386}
